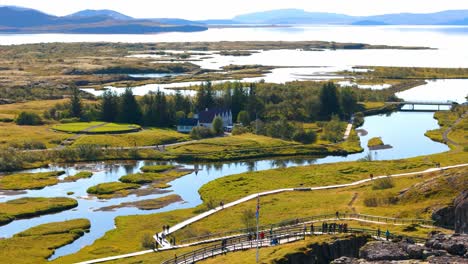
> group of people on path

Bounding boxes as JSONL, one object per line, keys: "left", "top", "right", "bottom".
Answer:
{"left": 321, "top": 222, "right": 349, "bottom": 233}
{"left": 377, "top": 228, "right": 391, "bottom": 241}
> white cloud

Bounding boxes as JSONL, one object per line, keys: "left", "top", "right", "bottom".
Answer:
{"left": 1, "top": 0, "right": 468, "bottom": 19}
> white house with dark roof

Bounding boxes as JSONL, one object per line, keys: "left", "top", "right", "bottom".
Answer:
{"left": 197, "top": 108, "right": 233, "bottom": 129}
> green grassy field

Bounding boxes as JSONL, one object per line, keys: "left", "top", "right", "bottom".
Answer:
{"left": 167, "top": 133, "right": 362, "bottom": 161}
{"left": 0, "top": 197, "right": 78, "bottom": 226}
{"left": 72, "top": 128, "right": 189, "bottom": 147}
{"left": 0, "top": 219, "right": 90, "bottom": 264}
{"left": 0, "top": 122, "right": 69, "bottom": 149}
{"left": 63, "top": 171, "right": 93, "bottom": 182}
{"left": 0, "top": 171, "right": 65, "bottom": 190}
{"left": 87, "top": 182, "right": 140, "bottom": 198}
{"left": 140, "top": 164, "right": 175, "bottom": 173}
{"left": 53, "top": 122, "right": 141, "bottom": 134}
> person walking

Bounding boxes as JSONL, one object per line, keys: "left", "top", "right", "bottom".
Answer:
{"left": 370, "top": 173, "right": 374, "bottom": 180}
{"left": 377, "top": 228, "right": 381, "bottom": 238}
{"left": 385, "top": 229, "right": 390, "bottom": 241}
{"left": 310, "top": 223, "right": 314, "bottom": 235}
{"left": 336, "top": 211, "right": 340, "bottom": 219}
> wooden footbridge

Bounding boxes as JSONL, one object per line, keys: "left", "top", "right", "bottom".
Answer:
{"left": 386, "top": 100, "right": 456, "bottom": 111}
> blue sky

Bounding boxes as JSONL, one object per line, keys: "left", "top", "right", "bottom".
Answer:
{"left": 1, "top": 0, "right": 468, "bottom": 19}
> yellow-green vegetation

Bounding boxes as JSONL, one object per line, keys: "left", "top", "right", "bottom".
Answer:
{"left": 97, "top": 194, "right": 183, "bottom": 211}
{"left": 0, "top": 171, "right": 65, "bottom": 190}
{"left": 172, "top": 167, "right": 465, "bottom": 242}
{"left": 0, "top": 219, "right": 90, "bottom": 264}
{"left": 63, "top": 171, "right": 93, "bottom": 182}
{"left": 72, "top": 128, "right": 189, "bottom": 147}
{"left": 15, "top": 218, "right": 90, "bottom": 237}
{"left": 0, "top": 197, "right": 78, "bottom": 226}
{"left": 0, "top": 122, "right": 69, "bottom": 149}
{"left": 140, "top": 164, "right": 175, "bottom": 173}
{"left": 53, "top": 122, "right": 141, "bottom": 134}
{"left": 167, "top": 133, "right": 361, "bottom": 161}
{"left": 198, "top": 159, "right": 433, "bottom": 204}
{"left": 0, "top": 99, "right": 70, "bottom": 119}
{"left": 119, "top": 173, "right": 166, "bottom": 184}
{"left": 119, "top": 167, "right": 192, "bottom": 188}
{"left": 425, "top": 106, "right": 468, "bottom": 150}
{"left": 87, "top": 182, "right": 140, "bottom": 198}
{"left": 352, "top": 66, "right": 468, "bottom": 79}
{"left": 367, "top": 137, "right": 384, "bottom": 147}
{"left": 52, "top": 209, "right": 195, "bottom": 263}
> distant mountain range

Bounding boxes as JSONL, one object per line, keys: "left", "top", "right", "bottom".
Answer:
{"left": 0, "top": 6, "right": 207, "bottom": 34}
{"left": 230, "top": 9, "right": 468, "bottom": 25}
{"left": 1, "top": 6, "right": 468, "bottom": 34}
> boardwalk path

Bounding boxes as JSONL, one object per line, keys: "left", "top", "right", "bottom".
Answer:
{"left": 76, "top": 163, "right": 468, "bottom": 264}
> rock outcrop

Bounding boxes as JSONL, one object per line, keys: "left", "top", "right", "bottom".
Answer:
{"left": 454, "top": 190, "right": 468, "bottom": 234}
{"left": 330, "top": 233, "right": 467, "bottom": 264}
{"left": 277, "top": 235, "right": 370, "bottom": 264}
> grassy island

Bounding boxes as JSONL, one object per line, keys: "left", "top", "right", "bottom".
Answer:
{"left": 0, "top": 219, "right": 90, "bottom": 264}
{"left": 0, "top": 197, "right": 78, "bottom": 226}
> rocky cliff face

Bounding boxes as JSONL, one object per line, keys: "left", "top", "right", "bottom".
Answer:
{"left": 276, "top": 235, "right": 370, "bottom": 264}
{"left": 454, "top": 190, "right": 468, "bottom": 234}
{"left": 431, "top": 190, "right": 468, "bottom": 233}
{"left": 331, "top": 233, "right": 467, "bottom": 264}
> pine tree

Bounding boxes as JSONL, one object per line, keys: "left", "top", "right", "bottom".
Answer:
{"left": 100, "top": 90, "right": 118, "bottom": 122}
{"left": 118, "top": 87, "right": 142, "bottom": 124}
{"left": 318, "top": 82, "right": 341, "bottom": 120}
{"left": 69, "top": 84, "right": 82, "bottom": 118}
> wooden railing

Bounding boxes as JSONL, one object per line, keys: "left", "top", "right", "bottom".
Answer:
{"left": 163, "top": 226, "right": 426, "bottom": 264}
{"left": 178, "top": 213, "right": 433, "bottom": 245}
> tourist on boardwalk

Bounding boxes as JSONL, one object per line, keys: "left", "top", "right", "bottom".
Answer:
{"left": 260, "top": 231, "right": 265, "bottom": 239}
{"left": 343, "top": 223, "right": 348, "bottom": 233}
{"left": 221, "top": 239, "right": 227, "bottom": 253}
{"left": 370, "top": 173, "right": 374, "bottom": 180}
{"left": 336, "top": 211, "right": 340, "bottom": 219}
{"left": 220, "top": 201, "right": 224, "bottom": 209}
{"left": 166, "top": 225, "right": 170, "bottom": 233}
{"left": 377, "top": 228, "right": 381, "bottom": 238}
{"left": 310, "top": 223, "right": 314, "bottom": 235}
{"left": 269, "top": 226, "right": 273, "bottom": 236}
{"left": 385, "top": 229, "right": 390, "bottom": 241}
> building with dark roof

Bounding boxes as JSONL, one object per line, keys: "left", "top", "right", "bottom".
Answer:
{"left": 197, "top": 108, "right": 233, "bottom": 129}
{"left": 177, "top": 118, "right": 199, "bottom": 133}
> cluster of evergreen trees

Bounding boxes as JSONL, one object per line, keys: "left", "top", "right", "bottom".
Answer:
{"left": 47, "top": 81, "right": 367, "bottom": 128}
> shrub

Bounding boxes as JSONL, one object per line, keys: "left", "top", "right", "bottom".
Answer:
{"left": 60, "top": 117, "right": 81, "bottom": 123}
{"left": 141, "top": 233, "right": 154, "bottom": 249}
{"left": 190, "top": 126, "right": 214, "bottom": 139}
{"left": 76, "top": 145, "right": 101, "bottom": 160}
{"left": 353, "top": 112, "right": 364, "bottom": 127}
{"left": 363, "top": 193, "right": 398, "bottom": 207}
{"left": 212, "top": 116, "right": 224, "bottom": 135}
{"left": 237, "top": 111, "right": 250, "bottom": 126}
{"left": 232, "top": 125, "right": 249, "bottom": 135}
{"left": 15, "top": 112, "right": 43, "bottom": 125}
{"left": 372, "top": 176, "right": 395, "bottom": 190}
{"left": 0, "top": 148, "right": 25, "bottom": 171}
{"left": 292, "top": 130, "right": 317, "bottom": 144}
{"left": 10, "top": 141, "right": 46, "bottom": 150}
